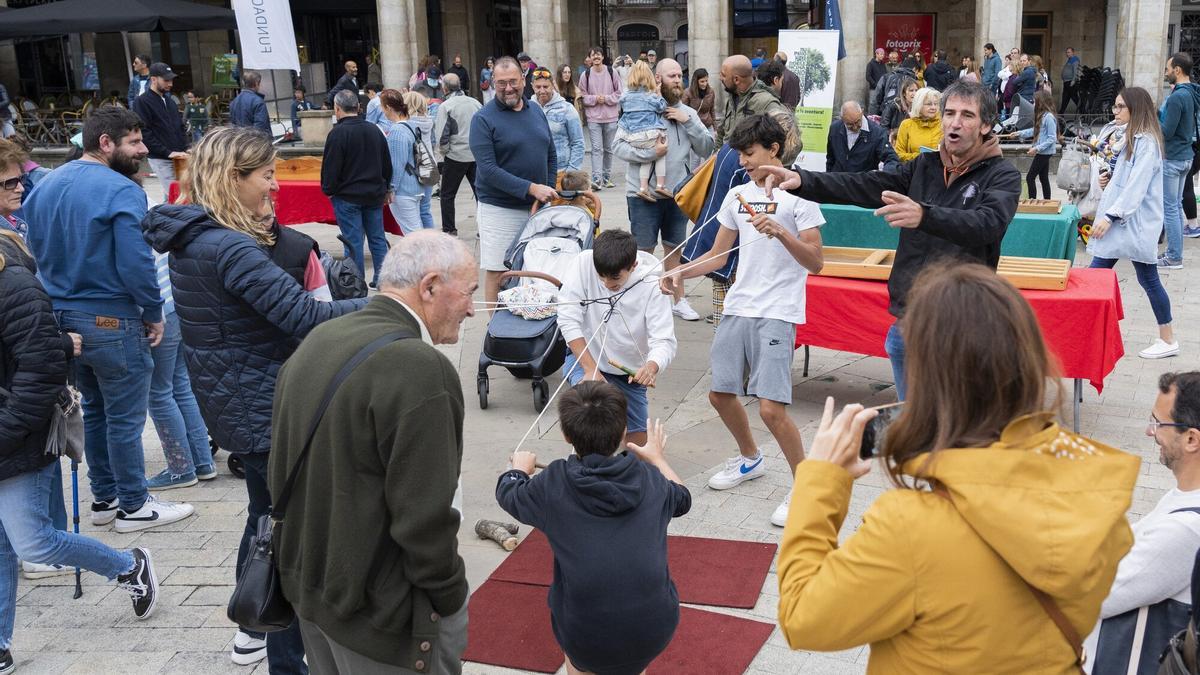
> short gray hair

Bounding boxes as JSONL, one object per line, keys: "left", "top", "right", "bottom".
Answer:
{"left": 841, "top": 100, "right": 863, "bottom": 114}
{"left": 443, "top": 72, "right": 461, "bottom": 92}
{"left": 334, "top": 90, "right": 359, "bottom": 112}
{"left": 243, "top": 70, "right": 262, "bottom": 89}
{"left": 378, "top": 231, "right": 475, "bottom": 289}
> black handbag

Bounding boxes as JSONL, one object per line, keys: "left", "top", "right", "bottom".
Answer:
{"left": 227, "top": 330, "right": 414, "bottom": 633}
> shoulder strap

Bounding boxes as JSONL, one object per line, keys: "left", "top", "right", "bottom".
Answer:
{"left": 1171, "top": 507, "right": 1200, "bottom": 516}
{"left": 932, "top": 485, "right": 1085, "bottom": 670}
{"left": 272, "top": 330, "right": 415, "bottom": 520}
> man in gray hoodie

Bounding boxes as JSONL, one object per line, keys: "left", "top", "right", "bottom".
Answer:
{"left": 434, "top": 73, "right": 483, "bottom": 235}
{"left": 613, "top": 58, "right": 715, "bottom": 321}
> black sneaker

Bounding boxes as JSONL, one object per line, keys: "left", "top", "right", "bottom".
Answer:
{"left": 116, "top": 547, "right": 158, "bottom": 620}
{"left": 0, "top": 648, "right": 13, "bottom": 675}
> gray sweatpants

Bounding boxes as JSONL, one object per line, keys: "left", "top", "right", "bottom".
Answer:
{"left": 147, "top": 157, "right": 176, "bottom": 205}
{"left": 588, "top": 121, "right": 616, "bottom": 182}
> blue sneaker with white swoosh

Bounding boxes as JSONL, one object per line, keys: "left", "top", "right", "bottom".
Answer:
{"left": 708, "top": 452, "right": 767, "bottom": 490}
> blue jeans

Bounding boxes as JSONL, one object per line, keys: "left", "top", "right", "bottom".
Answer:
{"left": 0, "top": 462, "right": 135, "bottom": 649}
{"left": 330, "top": 197, "right": 387, "bottom": 284}
{"left": 562, "top": 352, "right": 650, "bottom": 433}
{"left": 1089, "top": 257, "right": 1173, "bottom": 325}
{"left": 420, "top": 185, "right": 435, "bottom": 230}
{"left": 1163, "top": 158, "right": 1192, "bottom": 261}
{"left": 236, "top": 453, "right": 307, "bottom": 674}
{"left": 55, "top": 311, "right": 152, "bottom": 513}
{"left": 49, "top": 461, "right": 66, "bottom": 531}
{"left": 149, "top": 313, "right": 212, "bottom": 476}
{"left": 885, "top": 322, "right": 906, "bottom": 401}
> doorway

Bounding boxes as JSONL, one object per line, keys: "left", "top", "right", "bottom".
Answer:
{"left": 1021, "top": 13, "right": 1052, "bottom": 71}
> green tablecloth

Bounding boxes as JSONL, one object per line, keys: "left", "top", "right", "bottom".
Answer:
{"left": 818, "top": 203, "right": 1079, "bottom": 263}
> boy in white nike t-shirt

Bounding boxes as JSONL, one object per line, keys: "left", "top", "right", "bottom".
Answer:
{"left": 662, "top": 114, "right": 824, "bottom": 526}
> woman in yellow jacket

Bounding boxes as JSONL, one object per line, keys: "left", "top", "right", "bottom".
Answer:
{"left": 894, "top": 87, "right": 943, "bottom": 162}
{"left": 777, "top": 264, "right": 1140, "bottom": 675}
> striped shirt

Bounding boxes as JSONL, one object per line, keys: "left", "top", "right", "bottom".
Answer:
{"left": 155, "top": 252, "right": 175, "bottom": 315}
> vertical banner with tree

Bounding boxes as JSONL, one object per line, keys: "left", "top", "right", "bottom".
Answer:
{"left": 778, "top": 30, "right": 841, "bottom": 171}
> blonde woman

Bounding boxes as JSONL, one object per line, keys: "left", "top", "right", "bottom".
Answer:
{"left": 894, "top": 87, "right": 942, "bottom": 162}
{"left": 403, "top": 90, "right": 437, "bottom": 230}
{"left": 141, "top": 126, "right": 366, "bottom": 671}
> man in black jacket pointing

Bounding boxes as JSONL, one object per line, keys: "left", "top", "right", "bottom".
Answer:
{"left": 762, "top": 80, "right": 1021, "bottom": 400}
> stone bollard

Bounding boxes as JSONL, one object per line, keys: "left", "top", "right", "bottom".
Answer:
{"left": 298, "top": 110, "right": 335, "bottom": 147}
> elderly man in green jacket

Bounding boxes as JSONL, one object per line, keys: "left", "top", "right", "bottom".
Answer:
{"left": 716, "top": 54, "right": 800, "bottom": 165}
{"left": 270, "top": 231, "right": 477, "bottom": 674}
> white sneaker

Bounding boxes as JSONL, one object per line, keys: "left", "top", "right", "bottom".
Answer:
{"left": 114, "top": 495, "right": 195, "bottom": 533}
{"left": 90, "top": 499, "right": 118, "bottom": 526}
{"left": 708, "top": 453, "right": 766, "bottom": 490}
{"left": 21, "top": 561, "right": 72, "bottom": 579}
{"left": 231, "top": 630, "right": 267, "bottom": 666}
{"left": 770, "top": 492, "right": 791, "bottom": 527}
{"left": 1139, "top": 339, "right": 1180, "bottom": 360}
{"left": 672, "top": 298, "right": 701, "bottom": 321}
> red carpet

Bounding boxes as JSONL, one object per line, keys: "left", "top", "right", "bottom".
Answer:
{"left": 648, "top": 606, "right": 776, "bottom": 674}
{"left": 489, "top": 530, "right": 778, "bottom": 608}
{"left": 462, "top": 580, "right": 564, "bottom": 673}
{"left": 463, "top": 581, "right": 775, "bottom": 674}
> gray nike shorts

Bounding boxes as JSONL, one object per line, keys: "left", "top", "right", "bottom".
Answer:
{"left": 710, "top": 315, "right": 796, "bottom": 404}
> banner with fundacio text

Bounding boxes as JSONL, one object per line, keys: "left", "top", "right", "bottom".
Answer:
{"left": 778, "top": 30, "right": 840, "bottom": 172}
{"left": 233, "top": 0, "right": 300, "bottom": 73}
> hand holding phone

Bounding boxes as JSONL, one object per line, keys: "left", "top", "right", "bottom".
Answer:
{"left": 807, "top": 397, "right": 877, "bottom": 478}
{"left": 859, "top": 402, "right": 904, "bottom": 460}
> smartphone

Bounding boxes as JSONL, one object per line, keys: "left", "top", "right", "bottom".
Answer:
{"left": 859, "top": 403, "right": 904, "bottom": 460}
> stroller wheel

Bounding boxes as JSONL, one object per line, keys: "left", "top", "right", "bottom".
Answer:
{"left": 210, "top": 437, "right": 220, "bottom": 457}
{"left": 532, "top": 379, "right": 549, "bottom": 413}
{"left": 227, "top": 455, "right": 246, "bottom": 479}
{"left": 478, "top": 377, "right": 489, "bottom": 410}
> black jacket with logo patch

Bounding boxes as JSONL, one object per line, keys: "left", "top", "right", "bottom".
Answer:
{"left": 795, "top": 149, "right": 1021, "bottom": 317}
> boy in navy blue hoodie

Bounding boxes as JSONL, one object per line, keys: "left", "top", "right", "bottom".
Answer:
{"left": 497, "top": 381, "right": 691, "bottom": 674}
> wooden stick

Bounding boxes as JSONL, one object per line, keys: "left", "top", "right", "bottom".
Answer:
{"left": 474, "top": 519, "right": 519, "bottom": 551}
{"left": 607, "top": 358, "right": 656, "bottom": 388}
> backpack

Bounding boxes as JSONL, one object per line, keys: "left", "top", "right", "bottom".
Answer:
{"left": 1157, "top": 537, "right": 1200, "bottom": 674}
{"left": 400, "top": 122, "right": 440, "bottom": 187}
{"left": 582, "top": 65, "right": 620, "bottom": 96}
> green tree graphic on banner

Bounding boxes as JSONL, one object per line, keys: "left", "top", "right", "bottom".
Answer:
{"left": 789, "top": 48, "right": 831, "bottom": 107}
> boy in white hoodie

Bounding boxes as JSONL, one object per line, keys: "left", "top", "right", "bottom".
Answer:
{"left": 558, "top": 229, "right": 676, "bottom": 447}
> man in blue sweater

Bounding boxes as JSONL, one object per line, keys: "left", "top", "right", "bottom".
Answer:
{"left": 23, "top": 108, "right": 195, "bottom": 533}
{"left": 470, "top": 55, "right": 557, "bottom": 304}
{"left": 229, "top": 70, "right": 271, "bottom": 138}
{"left": 1160, "top": 52, "right": 1200, "bottom": 268}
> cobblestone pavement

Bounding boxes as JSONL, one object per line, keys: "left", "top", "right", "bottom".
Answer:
{"left": 10, "top": 159, "right": 1193, "bottom": 674}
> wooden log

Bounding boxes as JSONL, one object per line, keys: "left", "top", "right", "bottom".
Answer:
{"left": 475, "top": 519, "right": 519, "bottom": 551}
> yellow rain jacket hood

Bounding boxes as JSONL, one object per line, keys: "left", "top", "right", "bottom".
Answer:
{"left": 778, "top": 413, "right": 1140, "bottom": 674}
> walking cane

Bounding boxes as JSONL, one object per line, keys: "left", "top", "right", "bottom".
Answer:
{"left": 70, "top": 460, "right": 81, "bottom": 599}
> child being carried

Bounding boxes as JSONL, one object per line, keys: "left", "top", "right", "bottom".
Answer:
{"left": 618, "top": 61, "right": 671, "bottom": 203}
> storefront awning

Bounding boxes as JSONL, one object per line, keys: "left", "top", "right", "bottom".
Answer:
{"left": 0, "top": 0, "right": 236, "bottom": 40}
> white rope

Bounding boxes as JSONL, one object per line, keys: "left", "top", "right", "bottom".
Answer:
{"left": 512, "top": 318, "right": 607, "bottom": 452}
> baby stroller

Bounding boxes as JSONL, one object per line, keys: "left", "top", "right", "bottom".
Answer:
{"left": 477, "top": 195, "right": 598, "bottom": 412}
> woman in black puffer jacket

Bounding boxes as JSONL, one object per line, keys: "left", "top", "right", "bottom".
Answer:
{"left": 0, "top": 229, "right": 163, "bottom": 669}
{"left": 142, "top": 126, "right": 365, "bottom": 673}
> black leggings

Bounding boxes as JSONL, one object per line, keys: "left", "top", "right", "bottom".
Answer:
{"left": 1027, "top": 154, "right": 1051, "bottom": 199}
{"left": 1184, "top": 172, "right": 1196, "bottom": 220}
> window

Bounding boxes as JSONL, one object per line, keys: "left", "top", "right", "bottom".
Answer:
{"left": 733, "top": 0, "right": 788, "bottom": 38}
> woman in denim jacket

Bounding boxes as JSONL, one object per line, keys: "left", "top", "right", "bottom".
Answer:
{"left": 1013, "top": 90, "right": 1058, "bottom": 199}
{"left": 1088, "top": 87, "right": 1179, "bottom": 360}
{"left": 532, "top": 68, "right": 585, "bottom": 174}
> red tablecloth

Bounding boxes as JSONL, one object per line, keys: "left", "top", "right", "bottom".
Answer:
{"left": 794, "top": 269, "right": 1125, "bottom": 393}
{"left": 168, "top": 180, "right": 403, "bottom": 235}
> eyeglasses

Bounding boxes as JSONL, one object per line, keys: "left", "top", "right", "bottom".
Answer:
{"left": 494, "top": 79, "right": 522, "bottom": 90}
{"left": 0, "top": 176, "right": 23, "bottom": 191}
{"left": 1148, "top": 415, "right": 1193, "bottom": 435}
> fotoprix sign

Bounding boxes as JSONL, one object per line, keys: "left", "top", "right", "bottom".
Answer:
{"left": 874, "top": 13, "right": 935, "bottom": 64}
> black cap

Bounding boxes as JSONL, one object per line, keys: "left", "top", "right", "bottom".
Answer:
{"left": 148, "top": 62, "right": 177, "bottom": 80}
{"left": 517, "top": 52, "right": 530, "bottom": 62}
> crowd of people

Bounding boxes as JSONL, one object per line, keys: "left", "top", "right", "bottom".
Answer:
{"left": 0, "top": 36, "right": 1196, "bottom": 675}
